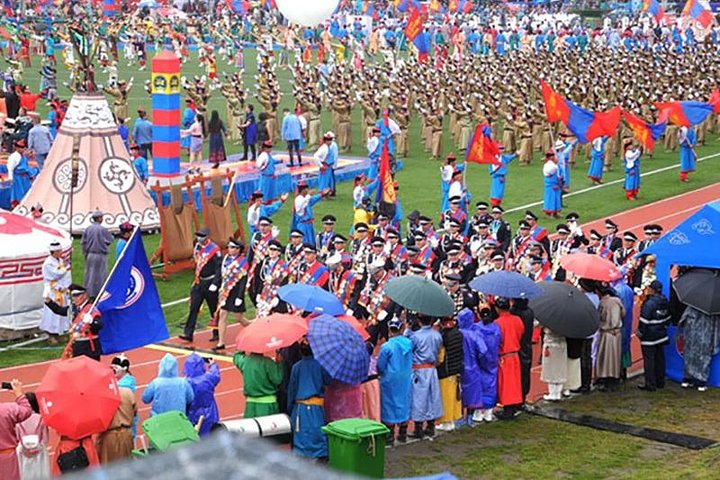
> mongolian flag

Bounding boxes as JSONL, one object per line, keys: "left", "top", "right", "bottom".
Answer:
{"left": 622, "top": 111, "right": 667, "bottom": 151}
{"left": 655, "top": 100, "right": 714, "bottom": 127}
{"left": 642, "top": 0, "right": 665, "bottom": 23}
{"left": 396, "top": 0, "right": 421, "bottom": 13}
{"left": 363, "top": 1, "right": 379, "bottom": 19}
{"left": 540, "top": 80, "right": 570, "bottom": 123}
{"left": 376, "top": 116, "right": 396, "bottom": 206}
{"left": 682, "top": 0, "right": 714, "bottom": 28}
{"left": 227, "top": 0, "right": 245, "bottom": 14}
{"left": 448, "top": 0, "right": 458, "bottom": 12}
{"left": 458, "top": 0, "right": 473, "bottom": 13}
{"left": 429, "top": 0, "right": 443, "bottom": 12}
{"left": 405, "top": 7, "right": 429, "bottom": 62}
{"left": 466, "top": 123, "right": 502, "bottom": 165}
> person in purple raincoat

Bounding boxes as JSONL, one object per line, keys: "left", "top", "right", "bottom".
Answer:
{"left": 183, "top": 353, "right": 221, "bottom": 436}
{"left": 457, "top": 309, "right": 488, "bottom": 424}
{"left": 475, "top": 307, "right": 501, "bottom": 422}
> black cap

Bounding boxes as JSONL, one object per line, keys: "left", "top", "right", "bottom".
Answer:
{"left": 268, "top": 240, "right": 283, "bottom": 251}
{"left": 476, "top": 201, "right": 489, "bottom": 209}
{"left": 387, "top": 228, "right": 399, "bottom": 239}
{"left": 605, "top": 218, "right": 618, "bottom": 229}
{"left": 371, "top": 237, "right": 385, "bottom": 247}
{"left": 556, "top": 224, "right": 570, "bottom": 235}
{"left": 566, "top": 212, "right": 579, "bottom": 221}
{"left": 449, "top": 218, "right": 461, "bottom": 228}
{"left": 407, "top": 246, "right": 420, "bottom": 256}
{"left": 492, "top": 206, "right": 504, "bottom": 214}
{"left": 322, "top": 215, "right": 337, "bottom": 224}
{"left": 195, "top": 227, "right": 210, "bottom": 238}
{"left": 623, "top": 232, "right": 638, "bottom": 242}
{"left": 643, "top": 224, "right": 654, "bottom": 234}
{"left": 495, "top": 297, "right": 511, "bottom": 309}
{"left": 355, "top": 223, "right": 369, "bottom": 233}
{"left": 418, "top": 215, "right": 432, "bottom": 225}
{"left": 444, "top": 273, "right": 462, "bottom": 282}
{"left": 519, "top": 220, "right": 531, "bottom": 230}
{"left": 409, "top": 262, "right": 427, "bottom": 273}
{"left": 407, "top": 210, "right": 420, "bottom": 222}
{"left": 290, "top": 229, "right": 304, "bottom": 238}
{"left": 491, "top": 250, "right": 505, "bottom": 261}
{"left": 69, "top": 284, "right": 86, "bottom": 296}
{"left": 590, "top": 229, "right": 602, "bottom": 240}
{"left": 649, "top": 280, "right": 663, "bottom": 292}
{"left": 258, "top": 216, "right": 272, "bottom": 226}
{"left": 377, "top": 213, "right": 389, "bottom": 221}
{"left": 525, "top": 210, "right": 538, "bottom": 221}
{"left": 228, "top": 238, "right": 244, "bottom": 249}
{"left": 476, "top": 220, "right": 489, "bottom": 228}
{"left": 414, "top": 231, "right": 426, "bottom": 240}
{"left": 446, "top": 242, "right": 462, "bottom": 255}
{"left": 333, "top": 234, "right": 347, "bottom": 243}
{"left": 529, "top": 255, "right": 543, "bottom": 265}
{"left": 449, "top": 196, "right": 461, "bottom": 204}
{"left": 303, "top": 243, "right": 317, "bottom": 253}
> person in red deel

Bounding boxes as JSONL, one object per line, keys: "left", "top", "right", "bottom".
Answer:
{"left": 19, "top": 86, "right": 42, "bottom": 113}
{"left": 493, "top": 296, "right": 525, "bottom": 420}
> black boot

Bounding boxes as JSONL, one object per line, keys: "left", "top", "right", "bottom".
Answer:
{"left": 397, "top": 423, "right": 408, "bottom": 443}
{"left": 210, "top": 329, "right": 219, "bottom": 342}
{"left": 409, "top": 422, "right": 424, "bottom": 440}
{"left": 425, "top": 420, "right": 435, "bottom": 438}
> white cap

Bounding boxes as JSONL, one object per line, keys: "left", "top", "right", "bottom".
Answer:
{"left": 48, "top": 241, "right": 62, "bottom": 252}
{"left": 326, "top": 253, "right": 343, "bottom": 266}
{"left": 554, "top": 139, "right": 565, "bottom": 149}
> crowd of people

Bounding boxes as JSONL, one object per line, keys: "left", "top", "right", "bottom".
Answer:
{"left": 2, "top": 0, "right": 720, "bottom": 477}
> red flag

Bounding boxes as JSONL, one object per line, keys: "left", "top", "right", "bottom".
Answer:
{"left": 710, "top": 89, "right": 720, "bottom": 113}
{"left": 622, "top": 110, "right": 667, "bottom": 151}
{"left": 540, "top": 80, "right": 570, "bottom": 124}
{"left": 586, "top": 106, "right": 623, "bottom": 141}
{"left": 405, "top": 7, "right": 423, "bottom": 42}
{"left": 466, "top": 124, "right": 501, "bottom": 165}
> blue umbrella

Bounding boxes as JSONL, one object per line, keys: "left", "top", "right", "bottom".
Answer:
{"left": 277, "top": 284, "right": 345, "bottom": 316}
{"left": 469, "top": 271, "right": 544, "bottom": 299}
{"left": 307, "top": 315, "right": 369, "bottom": 385}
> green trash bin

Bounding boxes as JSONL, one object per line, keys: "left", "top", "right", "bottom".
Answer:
{"left": 132, "top": 411, "right": 200, "bottom": 457}
{"left": 322, "top": 418, "right": 390, "bottom": 479}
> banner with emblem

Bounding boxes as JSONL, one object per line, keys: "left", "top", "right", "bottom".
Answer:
{"left": 96, "top": 228, "right": 169, "bottom": 354}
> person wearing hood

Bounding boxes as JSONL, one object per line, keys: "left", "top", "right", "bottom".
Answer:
{"left": 475, "top": 306, "right": 501, "bottom": 421}
{"left": 457, "top": 309, "right": 487, "bottom": 423}
{"left": 142, "top": 354, "right": 195, "bottom": 417}
{"left": 183, "top": 353, "right": 221, "bottom": 436}
{"left": 377, "top": 317, "right": 413, "bottom": 445}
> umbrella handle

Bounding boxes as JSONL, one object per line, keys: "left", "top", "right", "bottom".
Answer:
{"left": 195, "top": 415, "right": 205, "bottom": 433}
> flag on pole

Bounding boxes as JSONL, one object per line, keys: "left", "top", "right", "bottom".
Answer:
{"left": 622, "top": 111, "right": 667, "bottom": 151}
{"left": 405, "top": 5, "right": 430, "bottom": 62}
{"left": 682, "top": 0, "right": 714, "bottom": 28}
{"left": 466, "top": 123, "right": 502, "bottom": 165}
{"left": 96, "top": 229, "right": 169, "bottom": 354}
{"left": 540, "top": 80, "right": 571, "bottom": 123}
{"left": 642, "top": 0, "right": 665, "bottom": 23}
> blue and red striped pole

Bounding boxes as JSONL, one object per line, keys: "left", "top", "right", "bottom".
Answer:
{"left": 151, "top": 50, "right": 181, "bottom": 176}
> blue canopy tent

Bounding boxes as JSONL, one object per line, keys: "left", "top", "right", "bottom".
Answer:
{"left": 641, "top": 200, "right": 720, "bottom": 387}
{"left": 641, "top": 200, "right": 720, "bottom": 297}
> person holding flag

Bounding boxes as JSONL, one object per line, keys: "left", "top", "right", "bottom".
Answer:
{"left": 678, "top": 125, "right": 697, "bottom": 182}
{"left": 623, "top": 139, "right": 643, "bottom": 200}
{"left": 588, "top": 136, "right": 608, "bottom": 185}
{"left": 489, "top": 146, "right": 516, "bottom": 207}
{"left": 45, "top": 284, "right": 103, "bottom": 361}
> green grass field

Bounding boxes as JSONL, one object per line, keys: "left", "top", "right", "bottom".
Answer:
{"left": 2, "top": 48, "right": 719, "bottom": 368}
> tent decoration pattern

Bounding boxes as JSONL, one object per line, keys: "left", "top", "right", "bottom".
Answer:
{"left": 13, "top": 93, "right": 160, "bottom": 233}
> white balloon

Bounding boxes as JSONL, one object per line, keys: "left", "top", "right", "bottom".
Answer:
{"left": 275, "top": 0, "right": 339, "bottom": 27}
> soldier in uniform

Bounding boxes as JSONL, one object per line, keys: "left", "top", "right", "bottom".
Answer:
{"left": 248, "top": 217, "right": 277, "bottom": 304}
{"left": 180, "top": 228, "right": 222, "bottom": 343}
{"left": 316, "top": 215, "right": 337, "bottom": 262}
{"left": 256, "top": 240, "right": 290, "bottom": 317}
{"left": 295, "top": 245, "right": 330, "bottom": 290}
{"left": 436, "top": 241, "right": 471, "bottom": 285}
{"left": 213, "top": 238, "right": 250, "bottom": 351}
{"left": 528, "top": 256, "right": 553, "bottom": 283}
{"left": 443, "top": 273, "right": 479, "bottom": 317}
{"left": 45, "top": 284, "right": 103, "bottom": 361}
{"left": 471, "top": 202, "right": 493, "bottom": 230}
{"left": 510, "top": 221, "right": 533, "bottom": 273}
{"left": 285, "top": 229, "right": 305, "bottom": 282}
{"left": 358, "top": 258, "right": 395, "bottom": 344}
{"left": 386, "top": 229, "right": 408, "bottom": 276}
{"left": 613, "top": 231, "right": 638, "bottom": 271}
{"left": 327, "top": 253, "right": 361, "bottom": 315}
{"left": 603, "top": 219, "right": 623, "bottom": 252}
{"left": 587, "top": 229, "right": 612, "bottom": 259}
{"left": 351, "top": 222, "right": 372, "bottom": 283}
{"left": 489, "top": 206, "right": 511, "bottom": 252}
{"left": 439, "top": 218, "right": 467, "bottom": 254}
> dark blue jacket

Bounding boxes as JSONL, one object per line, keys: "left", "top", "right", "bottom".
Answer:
{"left": 638, "top": 294, "right": 670, "bottom": 346}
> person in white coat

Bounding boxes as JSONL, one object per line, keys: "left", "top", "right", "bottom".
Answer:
{"left": 39, "top": 241, "right": 70, "bottom": 345}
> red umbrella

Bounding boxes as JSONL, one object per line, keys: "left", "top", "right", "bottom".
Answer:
{"left": 235, "top": 314, "right": 308, "bottom": 353}
{"left": 36, "top": 356, "right": 120, "bottom": 440}
{"left": 330, "top": 315, "right": 371, "bottom": 341}
{"left": 560, "top": 252, "right": 623, "bottom": 282}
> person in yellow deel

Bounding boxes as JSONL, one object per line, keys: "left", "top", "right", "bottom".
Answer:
{"left": 435, "top": 288, "right": 465, "bottom": 432}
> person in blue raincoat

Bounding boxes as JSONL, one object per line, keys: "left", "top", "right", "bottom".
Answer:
{"left": 256, "top": 141, "right": 279, "bottom": 202}
{"left": 542, "top": 150, "right": 562, "bottom": 217}
{"left": 489, "top": 148, "right": 515, "bottom": 207}
{"left": 588, "top": 136, "right": 607, "bottom": 184}
{"left": 475, "top": 307, "right": 501, "bottom": 421}
{"left": 183, "top": 353, "right": 221, "bottom": 436}
{"left": 457, "top": 309, "right": 487, "bottom": 423}
{"left": 142, "top": 354, "right": 195, "bottom": 417}
{"left": 287, "top": 340, "right": 332, "bottom": 460}
{"left": 291, "top": 182, "right": 325, "bottom": 246}
{"left": 678, "top": 126, "right": 696, "bottom": 182}
{"left": 7, "top": 140, "right": 36, "bottom": 207}
{"left": 377, "top": 317, "right": 413, "bottom": 444}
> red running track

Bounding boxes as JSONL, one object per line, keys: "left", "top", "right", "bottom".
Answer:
{"left": 1, "top": 183, "right": 718, "bottom": 447}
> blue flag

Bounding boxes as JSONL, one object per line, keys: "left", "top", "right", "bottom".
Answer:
{"left": 97, "top": 230, "right": 169, "bottom": 354}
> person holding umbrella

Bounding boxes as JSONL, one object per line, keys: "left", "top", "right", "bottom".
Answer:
{"left": 494, "top": 297, "right": 525, "bottom": 419}
{"left": 233, "top": 350, "right": 284, "bottom": 419}
{"left": 637, "top": 280, "right": 670, "bottom": 392}
{"left": 287, "top": 339, "right": 332, "bottom": 460}
{"left": 406, "top": 314, "right": 444, "bottom": 439}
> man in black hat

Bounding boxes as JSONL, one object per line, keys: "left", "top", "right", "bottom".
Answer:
{"left": 45, "top": 284, "right": 103, "bottom": 360}
{"left": 587, "top": 229, "right": 612, "bottom": 258}
{"left": 549, "top": 224, "right": 573, "bottom": 278}
{"left": 405, "top": 210, "right": 421, "bottom": 246}
{"left": 524, "top": 210, "right": 550, "bottom": 256}
{"left": 613, "top": 232, "right": 638, "bottom": 270}
{"left": 472, "top": 202, "right": 493, "bottom": 230}
{"left": 358, "top": 257, "right": 395, "bottom": 343}
{"left": 351, "top": 223, "right": 372, "bottom": 282}
{"left": 440, "top": 218, "right": 466, "bottom": 254}
{"left": 327, "top": 252, "right": 360, "bottom": 315}
{"left": 442, "top": 196, "right": 468, "bottom": 234}
{"left": 603, "top": 219, "right": 622, "bottom": 252}
{"left": 81, "top": 210, "right": 113, "bottom": 299}
{"left": 443, "top": 272, "right": 479, "bottom": 317}
{"left": 386, "top": 229, "right": 408, "bottom": 276}
{"left": 214, "top": 238, "right": 250, "bottom": 351}
{"left": 316, "top": 215, "right": 337, "bottom": 261}
{"left": 180, "top": 228, "right": 222, "bottom": 343}
{"left": 295, "top": 244, "right": 330, "bottom": 290}
{"left": 510, "top": 221, "right": 533, "bottom": 272}
{"left": 489, "top": 206, "right": 511, "bottom": 253}
{"left": 255, "top": 240, "right": 290, "bottom": 316}
{"left": 436, "top": 241, "right": 470, "bottom": 285}
{"left": 638, "top": 280, "right": 670, "bottom": 391}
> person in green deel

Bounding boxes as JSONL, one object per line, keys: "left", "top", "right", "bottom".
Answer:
{"left": 233, "top": 351, "right": 284, "bottom": 418}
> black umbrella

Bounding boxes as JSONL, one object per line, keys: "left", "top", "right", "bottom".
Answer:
{"left": 529, "top": 281, "right": 599, "bottom": 338}
{"left": 673, "top": 269, "right": 720, "bottom": 315}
